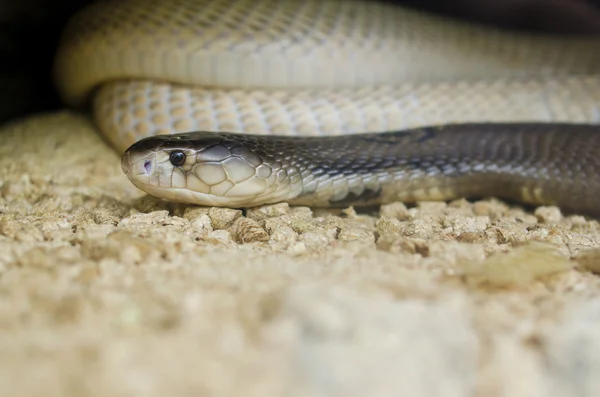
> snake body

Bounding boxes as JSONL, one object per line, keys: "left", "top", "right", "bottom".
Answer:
{"left": 120, "top": 123, "right": 600, "bottom": 215}
{"left": 54, "top": 0, "right": 600, "bottom": 214}
{"left": 122, "top": 123, "right": 600, "bottom": 215}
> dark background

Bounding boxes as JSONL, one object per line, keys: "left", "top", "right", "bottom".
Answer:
{"left": 1, "top": 0, "right": 600, "bottom": 127}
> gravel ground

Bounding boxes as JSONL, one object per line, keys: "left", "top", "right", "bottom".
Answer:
{"left": 2, "top": 111, "right": 600, "bottom": 397}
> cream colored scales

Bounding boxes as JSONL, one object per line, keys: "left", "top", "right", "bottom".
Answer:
{"left": 53, "top": 0, "right": 600, "bottom": 213}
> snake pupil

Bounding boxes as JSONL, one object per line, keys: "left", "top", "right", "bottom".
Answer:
{"left": 169, "top": 151, "right": 186, "bottom": 166}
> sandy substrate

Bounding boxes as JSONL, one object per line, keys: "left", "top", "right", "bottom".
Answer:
{"left": 2, "top": 111, "right": 600, "bottom": 396}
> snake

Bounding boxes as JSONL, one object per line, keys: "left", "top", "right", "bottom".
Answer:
{"left": 53, "top": 0, "right": 600, "bottom": 215}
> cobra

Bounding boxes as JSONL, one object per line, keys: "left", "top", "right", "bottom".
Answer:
{"left": 53, "top": 0, "right": 600, "bottom": 214}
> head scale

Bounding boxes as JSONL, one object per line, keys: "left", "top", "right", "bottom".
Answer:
{"left": 120, "top": 132, "right": 298, "bottom": 207}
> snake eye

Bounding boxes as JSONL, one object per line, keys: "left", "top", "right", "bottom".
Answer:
{"left": 169, "top": 150, "right": 186, "bottom": 166}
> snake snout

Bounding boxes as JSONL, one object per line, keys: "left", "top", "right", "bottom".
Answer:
{"left": 120, "top": 153, "right": 131, "bottom": 176}
{"left": 121, "top": 150, "right": 154, "bottom": 177}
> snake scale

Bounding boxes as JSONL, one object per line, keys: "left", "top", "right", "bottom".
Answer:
{"left": 53, "top": 0, "right": 600, "bottom": 215}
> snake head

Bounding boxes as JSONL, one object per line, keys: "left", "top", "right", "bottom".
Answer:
{"left": 120, "top": 132, "right": 302, "bottom": 207}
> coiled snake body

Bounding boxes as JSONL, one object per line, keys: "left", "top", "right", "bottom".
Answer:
{"left": 54, "top": 0, "right": 600, "bottom": 215}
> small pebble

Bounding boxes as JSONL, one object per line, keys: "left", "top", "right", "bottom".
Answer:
{"left": 379, "top": 202, "right": 410, "bottom": 220}
{"left": 246, "top": 203, "right": 290, "bottom": 221}
{"left": 375, "top": 217, "right": 406, "bottom": 237}
{"left": 208, "top": 208, "right": 242, "bottom": 230}
{"left": 337, "top": 225, "right": 375, "bottom": 243}
{"left": 235, "top": 218, "right": 269, "bottom": 243}
{"left": 534, "top": 206, "right": 563, "bottom": 224}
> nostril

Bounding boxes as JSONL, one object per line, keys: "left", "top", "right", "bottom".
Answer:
{"left": 144, "top": 160, "right": 152, "bottom": 174}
